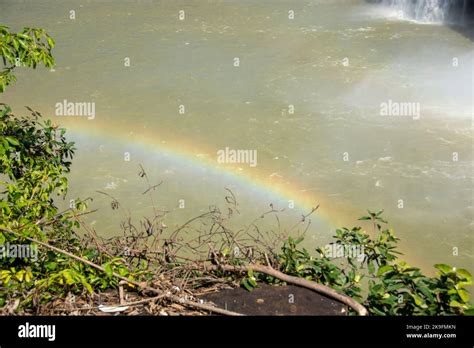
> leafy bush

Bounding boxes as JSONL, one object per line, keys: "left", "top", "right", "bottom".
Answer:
{"left": 0, "top": 104, "right": 76, "bottom": 233}
{"left": 0, "top": 104, "right": 152, "bottom": 309}
{"left": 274, "top": 210, "right": 473, "bottom": 315}
{"left": 0, "top": 25, "right": 55, "bottom": 92}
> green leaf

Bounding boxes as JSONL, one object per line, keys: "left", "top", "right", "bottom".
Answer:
{"left": 248, "top": 277, "right": 258, "bottom": 288}
{"left": 5, "top": 136, "right": 19, "bottom": 146}
{"left": 45, "top": 262, "right": 57, "bottom": 271}
{"left": 370, "top": 283, "right": 384, "bottom": 296}
{"left": 377, "top": 265, "right": 393, "bottom": 276}
{"left": 79, "top": 277, "right": 93, "bottom": 293}
{"left": 411, "top": 294, "right": 426, "bottom": 307}
{"left": 449, "top": 300, "right": 464, "bottom": 308}
{"left": 386, "top": 283, "right": 405, "bottom": 292}
{"left": 456, "top": 269, "right": 472, "bottom": 283}
{"left": 241, "top": 278, "right": 254, "bottom": 292}
{"left": 368, "top": 261, "right": 375, "bottom": 274}
{"left": 370, "top": 307, "right": 386, "bottom": 316}
{"left": 294, "top": 236, "right": 304, "bottom": 244}
{"left": 46, "top": 36, "right": 55, "bottom": 48}
{"left": 457, "top": 289, "right": 470, "bottom": 303}
{"left": 417, "top": 286, "right": 434, "bottom": 302}
{"left": 358, "top": 216, "right": 371, "bottom": 221}
{"left": 296, "top": 264, "right": 305, "bottom": 272}
{"left": 103, "top": 263, "right": 113, "bottom": 277}
{"left": 434, "top": 264, "right": 452, "bottom": 274}
{"left": 62, "top": 270, "right": 75, "bottom": 285}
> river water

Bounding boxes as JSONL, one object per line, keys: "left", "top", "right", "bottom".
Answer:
{"left": 1, "top": 0, "right": 472, "bottom": 274}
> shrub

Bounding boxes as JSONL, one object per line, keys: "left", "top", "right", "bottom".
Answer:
{"left": 274, "top": 211, "right": 473, "bottom": 315}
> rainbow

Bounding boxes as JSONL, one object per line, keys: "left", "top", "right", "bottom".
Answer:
{"left": 59, "top": 118, "right": 351, "bottom": 230}
{"left": 59, "top": 121, "right": 442, "bottom": 271}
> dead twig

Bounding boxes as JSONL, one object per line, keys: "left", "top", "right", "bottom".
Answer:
{"left": 205, "top": 263, "right": 368, "bottom": 316}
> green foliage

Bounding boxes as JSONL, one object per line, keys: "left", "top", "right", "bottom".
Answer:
{"left": 241, "top": 268, "right": 258, "bottom": 292}
{"left": 0, "top": 104, "right": 75, "bottom": 231}
{"left": 274, "top": 210, "right": 473, "bottom": 315}
{"left": 0, "top": 103, "right": 83, "bottom": 307}
{"left": 0, "top": 25, "right": 153, "bottom": 312}
{"left": 278, "top": 234, "right": 363, "bottom": 300}
{"left": 0, "top": 25, "right": 55, "bottom": 92}
{"left": 367, "top": 261, "right": 472, "bottom": 315}
{"left": 0, "top": 104, "right": 77, "bottom": 256}
{"left": 0, "top": 104, "right": 149, "bottom": 310}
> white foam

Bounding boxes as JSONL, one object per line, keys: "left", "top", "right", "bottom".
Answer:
{"left": 378, "top": 0, "right": 460, "bottom": 24}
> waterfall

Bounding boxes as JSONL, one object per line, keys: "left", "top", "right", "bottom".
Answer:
{"left": 377, "top": 0, "right": 468, "bottom": 24}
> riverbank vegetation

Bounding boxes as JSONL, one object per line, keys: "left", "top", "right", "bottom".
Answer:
{"left": 0, "top": 25, "right": 472, "bottom": 316}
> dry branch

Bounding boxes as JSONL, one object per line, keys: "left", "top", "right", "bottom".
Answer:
{"left": 206, "top": 264, "right": 368, "bottom": 316}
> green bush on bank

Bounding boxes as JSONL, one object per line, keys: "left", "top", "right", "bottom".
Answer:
{"left": 0, "top": 103, "right": 150, "bottom": 308}
{"left": 273, "top": 214, "right": 473, "bottom": 315}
